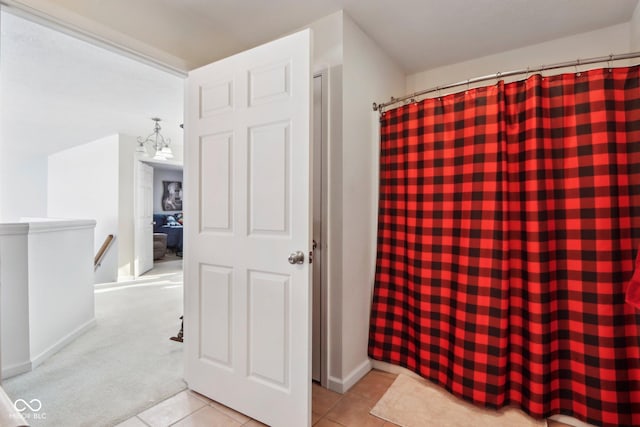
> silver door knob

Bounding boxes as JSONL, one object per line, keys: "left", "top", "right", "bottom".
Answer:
{"left": 288, "top": 251, "right": 305, "bottom": 265}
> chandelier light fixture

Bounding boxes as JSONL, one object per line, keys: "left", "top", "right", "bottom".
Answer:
{"left": 137, "top": 117, "right": 173, "bottom": 160}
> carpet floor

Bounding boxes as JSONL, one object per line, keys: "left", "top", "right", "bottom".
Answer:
{"left": 4, "top": 260, "right": 186, "bottom": 427}
{"left": 371, "top": 373, "right": 547, "bottom": 427}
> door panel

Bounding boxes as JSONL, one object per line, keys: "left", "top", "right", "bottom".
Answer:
{"left": 185, "top": 29, "right": 312, "bottom": 427}
{"left": 248, "top": 122, "right": 290, "bottom": 235}
{"left": 248, "top": 270, "right": 289, "bottom": 387}
{"left": 199, "top": 264, "right": 232, "bottom": 368}
{"left": 200, "top": 133, "right": 232, "bottom": 232}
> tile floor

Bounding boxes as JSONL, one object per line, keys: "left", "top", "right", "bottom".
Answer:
{"left": 115, "top": 370, "right": 399, "bottom": 427}
{"left": 115, "top": 369, "right": 572, "bottom": 427}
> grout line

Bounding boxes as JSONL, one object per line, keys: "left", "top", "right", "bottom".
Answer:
{"left": 136, "top": 415, "right": 152, "bottom": 426}
{"left": 167, "top": 406, "right": 205, "bottom": 427}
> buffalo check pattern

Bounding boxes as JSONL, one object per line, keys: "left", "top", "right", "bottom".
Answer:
{"left": 368, "top": 66, "right": 640, "bottom": 427}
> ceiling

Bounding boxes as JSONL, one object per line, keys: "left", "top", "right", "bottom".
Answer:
{"left": 0, "top": 11, "right": 184, "bottom": 157}
{"left": 28, "top": 0, "right": 640, "bottom": 72}
{"left": 1, "top": 0, "right": 638, "bottom": 158}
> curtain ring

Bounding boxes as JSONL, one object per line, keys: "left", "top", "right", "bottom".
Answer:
{"left": 525, "top": 67, "right": 530, "bottom": 80}
{"left": 575, "top": 59, "right": 582, "bottom": 77}
{"left": 496, "top": 71, "right": 502, "bottom": 85}
{"left": 608, "top": 54, "right": 613, "bottom": 72}
{"left": 466, "top": 79, "right": 470, "bottom": 92}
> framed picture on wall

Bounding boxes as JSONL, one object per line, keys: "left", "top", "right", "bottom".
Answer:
{"left": 162, "top": 181, "right": 183, "bottom": 211}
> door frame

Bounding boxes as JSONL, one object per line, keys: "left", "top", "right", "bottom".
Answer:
{"left": 133, "top": 157, "right": 185, "bottom": 275}
{"left": 313, "top": 70, "right": 329, "bottom": 387}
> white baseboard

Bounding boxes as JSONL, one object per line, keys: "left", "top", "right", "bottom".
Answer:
{"left": 30, "top": 318, "right": 97, "bottom": 370}
{"left": 1, "top": 360, "right": 32, "bottom": 380}
{"left": 2, "top": 318, "right": 96, "bottom": 379}
{"left": 327, "top": 359, "right": 371, "bottom": 393}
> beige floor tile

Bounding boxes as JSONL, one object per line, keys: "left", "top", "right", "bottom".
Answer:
{"left": 314, "top": 419, "right": 345, "bottom": 427}
{"left": 132, "top": 370, "right": 569, "bottom": 427}
{"left": 347, "top": 370, "right": 396, "bottom": 405}
{"left": 242, "top": 420, "right": 270, "bottom": 426}
{"left": 325, "top": 393, "right": 385, "bottom": 427}
{"left": 312, "top": 411, "right": 322, "bottom": 425}
{"left": 171, "top": 406, "right": 242, "bottom": 427}
{"left": 209, "top": 400, "right": 252, "bottom": 424}
{"left": 114, "top": 416, "right": 149, "bottom": 427}
{"left": 138, "top": 390, "right": 207, "bottom": 427}
{"left": 183, "top": 390, "right": 251, "bottom": 424}
{"left": 186, "top": 389, "right": 214, "bottom": 404}
{"left": 312, "top": 383, "right": 342, "bottom": 415}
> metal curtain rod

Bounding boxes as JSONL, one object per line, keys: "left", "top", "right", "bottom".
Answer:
{"left": 372, "top": 51, "right": 640, "bottom": 112}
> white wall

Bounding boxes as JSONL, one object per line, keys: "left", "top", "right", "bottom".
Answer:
{"left": 407, "top": 23, "right": 632, "bottom": 94}
{"left": 0, "top": 152, "right": 48, "bottom": 222}
{"left": 336, "top": 14, "right": 405, "bottom": 391}
{"left": 153, "top": 167, "right": 183, "bottom": 214}
{"left": 306, "top": 10, "right": 343, "bottom": 72}
{"left": 304, "top": 11, "right": 345, "bottom": 387}
{"left": 304, "top": 11, "right": 406, "bottom": 392}
{"left": 0, "top": 219, "right": 96, "bottom": 379}
{"left": 48, "top": 134, "right": 120, "bottom": 283}
{"left": 26, "top": 219, "right": 96, "bottom": 365}
{"left": 48, "top": 133, "right": 140, "bottom": 283}
{"left": 632, "top": 2, "right": 640, "bottom": 51}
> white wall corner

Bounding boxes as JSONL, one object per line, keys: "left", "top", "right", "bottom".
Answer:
{"left": 303, "top": 10, "right": 344, "bottom": 71}
{"left": 29, "top": 318, "right": 96, "bottom": 371}
{"left": 340, "top": 12, "right": 404, "bottom": 390}
{"left": 2, "top": 360, "right": 32, "bottom": 379}
{"left": 327, "top": 358, "right": 371, "bottom": 394}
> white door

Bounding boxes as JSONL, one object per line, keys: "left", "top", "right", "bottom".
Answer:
{"left": 135, "top": 161, "right": 154, "bottom": 276}
{"left": 184, "top": 29, "right": 312, "bottom": 427}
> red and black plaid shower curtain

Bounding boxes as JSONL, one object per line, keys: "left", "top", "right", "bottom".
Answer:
{"left": 368, "top": 66, "right": 640, "bottom": 427}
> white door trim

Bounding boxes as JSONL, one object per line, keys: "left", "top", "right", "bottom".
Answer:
{"left": 312, "top": 70, "right": 330, "bottom": 387}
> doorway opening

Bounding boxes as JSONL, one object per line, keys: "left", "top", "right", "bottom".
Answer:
{"left": 312, "top": 71, "right": 329, "bottom": 386}
{"left": 0, "top": 7, "right": 186, "bottom": 426}
{"left": 135, "top": 160, "right": 185, "bottom": 276}
{"left": 3, "top": 9, "right": 329, "bottom": 423}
